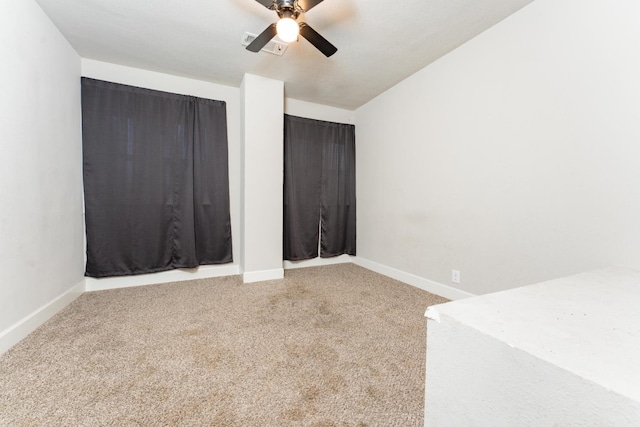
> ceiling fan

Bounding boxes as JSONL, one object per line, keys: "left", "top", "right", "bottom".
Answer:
{"left": 246, "top": 0, "right": 337, "bottom": 57}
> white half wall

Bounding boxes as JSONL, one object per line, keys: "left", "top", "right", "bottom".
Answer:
{"left": 0, "top": 0, "right": 84, "bottom": 352}
{"left": 425, "top": 267, "right": 640, "bottom": 425}
{"left": 355, "top": 0, "right": 640, "bottom": 295}
{"left": 81, "top": 59, "right": 242, "bottom": 287}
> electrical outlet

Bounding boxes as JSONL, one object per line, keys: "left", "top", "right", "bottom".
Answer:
{"left": 451, "top": 269, "right": 460, "bottom": 284}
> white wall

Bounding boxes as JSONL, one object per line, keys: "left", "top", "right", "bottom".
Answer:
{"left": 81, "top": 60, "right": 242, "bottom": 290}
{"left": 285, "top": 98, "right": 355, "bottom": 125}
{"left": 0, "top": 0, "right": 84, "bottom": 351}
{"left": 78, "top": 63, "right": 359, "bottom": 287}
{"left": 356, "top": 0, "right": 640, "bottom": 295}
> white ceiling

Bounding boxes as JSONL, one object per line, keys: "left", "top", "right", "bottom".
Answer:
{"left": 35, "top": 0, "right": 535, "bottom": 110}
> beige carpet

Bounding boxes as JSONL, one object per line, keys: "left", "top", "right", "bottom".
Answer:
{"left": 0, "top": 264, "right": 447, "bottom": 426}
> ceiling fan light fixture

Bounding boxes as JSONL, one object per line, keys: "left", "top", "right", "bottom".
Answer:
{"left": 246, "top": 0, "right": 337, "bottom": 57}
{"left": 276, "top": 16, "right": 299, "bottom": 42}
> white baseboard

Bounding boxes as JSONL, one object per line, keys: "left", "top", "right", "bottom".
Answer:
{"left": 284, "top": 254, "right": 354, "bottom": 270}
{"left": 0, "top": 280, "right": 85, "bottom": 355}
{"left": 86, "top": 264, "right": 241, "bottom": 292}
{"left": 243, "top": 268, "right": 284, "bottom": 283}
{"left": 352, "top": 257, "right": 475, "bottom": 301}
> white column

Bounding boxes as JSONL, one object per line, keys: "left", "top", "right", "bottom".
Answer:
{"left": 239, "top": 74, "right": 284, "bottom": 283}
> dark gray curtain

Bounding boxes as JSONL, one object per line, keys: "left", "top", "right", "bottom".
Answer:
{"left": 283, "top": 115, "right": 356, "bottom": 261}
{"left": 81, "top": 78, "right": 232, "bottom": 277}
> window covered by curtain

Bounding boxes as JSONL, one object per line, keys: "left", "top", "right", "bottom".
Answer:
{"left": 283, "top": 114, "right": 356, "bottom": 261}
{"left": 81, "top": 78, "right": 232, "bottom": 277}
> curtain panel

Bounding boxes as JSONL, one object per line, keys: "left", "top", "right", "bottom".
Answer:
{"left": 283, "top": 114, "right": 356, "bottom": 261}
{"left": 81, "top": 78, "right": 232, "bottom": 277}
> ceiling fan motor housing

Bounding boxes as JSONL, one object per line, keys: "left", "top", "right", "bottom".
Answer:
{"left": 276, "top": 0, "right": 300, "bottom": 19}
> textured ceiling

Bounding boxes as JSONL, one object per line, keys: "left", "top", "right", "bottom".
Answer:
{"left": 35, "top": 0, "right": 535, "bottom": 110}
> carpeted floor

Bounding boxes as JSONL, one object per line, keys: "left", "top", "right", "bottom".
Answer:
{"left": 0, "top": 264, "right": 447, "bottom": 426}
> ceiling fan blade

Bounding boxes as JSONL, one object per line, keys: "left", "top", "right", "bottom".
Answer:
{"left": 246, "top": 23, "right": 278, "bottom": 52}
{"left": 297, "top": 0, "right": 324, "bottom": 12}
{"left": 299, "top": 22, "right": 337, "bottom": 57}
{"left": 254, "top": 0, "right": 275, "bottom": 9}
